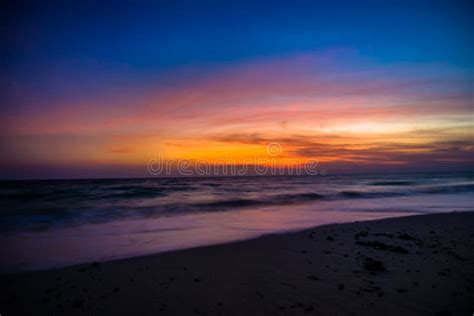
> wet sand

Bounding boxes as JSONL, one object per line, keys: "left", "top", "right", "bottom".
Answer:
{"left": 1, "top": 212, "right": 474, "bottom": 315}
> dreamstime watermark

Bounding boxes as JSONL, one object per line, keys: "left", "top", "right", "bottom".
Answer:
{"left": 147, "top": 142, "right": 327, "bottom": 177}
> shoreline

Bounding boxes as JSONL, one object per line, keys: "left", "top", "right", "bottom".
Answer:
{"left": 1, "top": 211, "right": 425, "bottom": 275}
{"left": 2, "top": 211, "right": 474, "bottom": 315}
{"left": 0, "top": 206, "right": 419, "bottom": 274}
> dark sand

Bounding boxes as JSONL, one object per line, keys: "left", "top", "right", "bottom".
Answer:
{"left": 2, "top": 212, "right": 474, "bottom": 315}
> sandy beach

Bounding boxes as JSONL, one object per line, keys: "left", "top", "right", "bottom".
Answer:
{"left": 1, "top": 211, "right": 473, "bottom": 315}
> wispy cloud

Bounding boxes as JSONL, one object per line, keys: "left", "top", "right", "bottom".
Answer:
{"left": 1, "top": 51, "right": 473, "bottom": 175}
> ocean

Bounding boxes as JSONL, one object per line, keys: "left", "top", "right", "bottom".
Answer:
{"left": 1, "top": 172, "right": 473, "bottom": 272}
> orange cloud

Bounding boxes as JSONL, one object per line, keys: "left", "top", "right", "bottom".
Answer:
{"left": 1, "top": 52, "right": 473, "bottom": 175}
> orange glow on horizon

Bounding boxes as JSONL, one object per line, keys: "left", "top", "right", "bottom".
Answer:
{"left": 2, "top": 53, "right": 473, "bottom": 175}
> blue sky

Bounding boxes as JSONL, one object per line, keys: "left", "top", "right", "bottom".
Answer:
{"left": 3, "top": 1, "right": 473, "bottom": 71}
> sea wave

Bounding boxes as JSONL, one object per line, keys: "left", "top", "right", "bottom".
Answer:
{"left": 1, "top": 173, "right": 473, "bottom": 233}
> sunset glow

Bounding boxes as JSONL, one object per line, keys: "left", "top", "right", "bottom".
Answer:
{"left": 1, "top": 2, "right": 473, "bottom": 178}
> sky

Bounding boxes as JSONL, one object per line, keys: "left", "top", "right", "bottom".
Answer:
{"left": 1, "top": 0, "right": 473, "bottom": 179}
